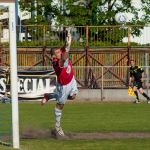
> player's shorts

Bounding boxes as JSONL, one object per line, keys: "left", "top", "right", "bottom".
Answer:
{"left": 133, "top": 81, "right": 143, "bottom": 89}
{"left": 56, "top": 76, "right": 78, "bottom": 104}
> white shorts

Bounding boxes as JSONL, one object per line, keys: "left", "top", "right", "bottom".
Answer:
{"left": 56, "top": 76, "right": 78, "bottom": 104}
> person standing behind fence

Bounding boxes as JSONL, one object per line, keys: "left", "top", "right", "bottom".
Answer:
{"left": 129, "top": 60, "right": 150, "bottom": 104}
{"left": 41, "top": 30, "right": 78, "bottom": 137}
{"left": 2, "top": 67, "right": 10, "bottom": 103}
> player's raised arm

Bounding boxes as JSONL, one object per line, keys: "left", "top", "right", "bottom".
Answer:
{"left": 60, "top": 29, "right": 72, "bottom": 66}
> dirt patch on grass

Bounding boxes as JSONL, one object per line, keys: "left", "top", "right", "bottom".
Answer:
{"left": 21, "top": 129, "right": 150, "bottom": 140}
{"left": 67, "top": 132, "right": 150, "bottom": 140}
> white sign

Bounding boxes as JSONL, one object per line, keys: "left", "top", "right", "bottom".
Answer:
{"left": 0, "top": 71, "right": 56, "bottom": 99}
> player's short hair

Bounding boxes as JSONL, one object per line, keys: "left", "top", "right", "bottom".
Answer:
{"left": 50, "top": 47, "right": 61, "bottom": 55}
{"left": 130, "top": 59, "right": 135, "bottom": 62}
{"left": 130, "top": 59, "right": 136, "bottom": 64}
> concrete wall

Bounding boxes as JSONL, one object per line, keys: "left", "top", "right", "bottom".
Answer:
{"left": 77, "top": 89, "right": 150, "bottom": 102}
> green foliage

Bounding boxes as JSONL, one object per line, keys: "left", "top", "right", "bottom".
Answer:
{"left": 1, "top": 42, "right": 9, "bottom": 47}
{"left": 19, "top": 0, "right": 58, "bottom": 25}
{"left": 17, "top": 40, "right": 142, "bottom": 47}
{"left": 60, "top": 0, "right": 150, "bottom": 26}
{"left": 19, "top": 1, "right": 150, "bottom": 26}
{"left": 17, "top": 41, "right": 44, "bottom": 47}
{"left": 19, "top": 1, "right": 150, "bottom": 45}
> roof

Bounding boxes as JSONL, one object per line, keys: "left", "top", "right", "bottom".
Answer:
{"left": 0, "top": 0, "right": 15, "bottom": 2}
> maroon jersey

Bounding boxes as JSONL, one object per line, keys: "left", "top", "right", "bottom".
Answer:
{"left": 52, "top": 57, "right": 74, "bottom": 85}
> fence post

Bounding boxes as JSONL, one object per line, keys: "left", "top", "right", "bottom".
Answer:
{"left": 42, "top": 46, "right": 47, "bottom": 67}
{"left": 0, "top": 22, "right": 1, "bottom": 44}
{"left": 25, "top": 25, "right": 28, "bottom": 41}
{"left": 101, "top": 66, "right": 104, "bottom": 101}
{"left": 84, "top": 26, "right": 89, "bottom": 87}
{"left": 127, "top": 23, "right": 131, "bottom": 86}
{"left": 145, "top": 52, "right": 149, "bottom": 95}
{"left": 86, "top": 25, "right": 89, "bottom": 47}
{"left": 127, "top": 26, "right": 131, "bottom": 66}
{"left": 0, "top": 23, "right": 1, "bottom": 65}
{"left": 85, "top": 46, "right": 89, "bottom": 87}
{"left": 43, "top": 25, "right": 46, "bottom": 46}
{"left": 128, "top": 26, "right": 131, "bottom": 47}
{"left": 0, "top": 46, "right": 1, "bottom": 65}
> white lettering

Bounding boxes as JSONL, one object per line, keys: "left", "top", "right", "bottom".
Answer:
{"left": 0, "top": 76, "right": 56, "bottom": 97}
{"left": 37, "top": 79, "right": 44, "bottom": 91}
{"left": 32, "top": 79, "right": 37, "bottom": 93}
{"left": 24, "top": 79, "right": 32, "bottom": 93}
{"left": 0, "top": 78, "right": 6, "bottom": 92}
{"left": 18, "top": 78, "right": 24, "bottom": 93}
{"left": 45, "top": 79, "right": 50, "bottom": 90}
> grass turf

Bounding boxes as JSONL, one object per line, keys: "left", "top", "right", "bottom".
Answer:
{"left": 19, "top": 101, "right": 150, "bottom": 132}
{"left": 1, "top": 101, "right": 150, "bottom": 149}
{"left": 1, "top": 138, "right": 150, "bottom": 150}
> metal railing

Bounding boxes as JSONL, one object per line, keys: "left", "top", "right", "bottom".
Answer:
{"left": 1, "top": 65, "right": 150, "bottom": 100}
{"left": 74, "top": 66, "right": 150, "bottom": 100}
{"left": 16, "top": 65, "right": 150, "bottom": 90}
{"left": 1, "top": 25, "right": 150, "bottom": 47}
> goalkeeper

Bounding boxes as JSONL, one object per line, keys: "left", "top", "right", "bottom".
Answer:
{"left": 129, "top": 59, "right": 150, "bottom": 104}
{"left": 41, "top": 29, "right": 78, "bottom": 136}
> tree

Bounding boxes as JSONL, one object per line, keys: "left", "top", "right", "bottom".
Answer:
{"left": 19, "top": 0, "right": 60, "bottom": 42}
{"left": 19, "top": 0, "right": 150, "bottom": 45}
{"left": 56, "top": 0, "right": 150, "bottom": 45}
{"left": 19, "top": 0, "right": 58, "bottom": 25}
{"left": 19, "top": 0, "right": 150, "bottom": 26}
{"left": 57, "top": 0, "right": 98, "bottom": 26}
{"left": 59, "top": 0, "right": 149, "bottom": 26}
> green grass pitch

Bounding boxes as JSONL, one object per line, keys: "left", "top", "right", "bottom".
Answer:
{"left": 1, "top": 101, "right": 150, "bottom": 150}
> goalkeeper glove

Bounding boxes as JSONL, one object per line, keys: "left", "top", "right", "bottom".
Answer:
{"left": 65, "top": 29, "right": 72, "bottom": 52}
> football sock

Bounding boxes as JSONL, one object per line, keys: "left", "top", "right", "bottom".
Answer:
{"left": 142, "top": 92, "right": 150, "bottom": 100}
{"left": 54, "top": 107, "right": 62, "bottom": 127}
{"left": 134, "top": 91, "right": 139, "bottom": 100}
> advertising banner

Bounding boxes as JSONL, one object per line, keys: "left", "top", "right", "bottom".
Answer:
{"left": 0, "top": 69, "right": 56, "bottom": 100}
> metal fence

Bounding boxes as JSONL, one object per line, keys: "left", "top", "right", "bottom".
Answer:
{"left": 1, "top": 25, "right": 150, "bottom": 47}
{"left": 2, "top": 46, "right": 150, "bottom": 67}
{"left": 16, "top": 25, "right": 150, "bottom": 47}
{"left": 1, "top": 24, "right": 150, "bottom": 90}
{"left": 15, "top": 65, "right": 150, "bottom": 101}
{"left": 74, "top": 66, "right": 149, "bottom": 87}
{"left": 73, "top": 66, "right": 128, "bottom": 89}
{"left": 1, "top": 65, "right": 150, "bottom": 101}
{"left": 1, "top": 47, "right": 150, "bottom": 89}
{"left": 75, "top": 66, "right": 150, "bottom": 100}
{"left": 16, "top": 65, "right": 150, "bottom": 89}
